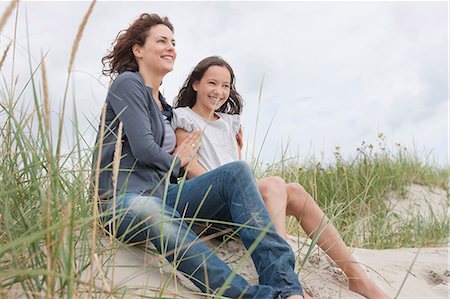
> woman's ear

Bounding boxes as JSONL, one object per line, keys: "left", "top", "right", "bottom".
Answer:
{"left": 132, "top": 44, "right": 143, "bottom": 58}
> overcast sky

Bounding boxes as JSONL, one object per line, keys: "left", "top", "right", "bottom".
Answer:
{"left": 1, "top": 0, "right": 448, "bottom": 166}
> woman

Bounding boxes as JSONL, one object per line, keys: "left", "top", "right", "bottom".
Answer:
{"left": 93, "top": 13, "right": 306, "bottom": 299}
{"left": 172, "top": 56, "right": 390, "bottom": 299}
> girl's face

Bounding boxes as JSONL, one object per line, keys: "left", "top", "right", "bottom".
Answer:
{"left": 192, "top": 65, "right": 231, "bottom": 115}
{"left": 133, "top": 24, "right": 176, "bottom": 76}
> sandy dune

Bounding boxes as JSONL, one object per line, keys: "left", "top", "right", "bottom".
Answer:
{"left": 86, "top": 184, "right": 448, "bottom": 298}
{"left": 92, "top": 236, "right": 447, "bottom": 298}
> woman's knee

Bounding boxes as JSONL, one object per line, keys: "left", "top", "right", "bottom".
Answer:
{"left": 108, "top": 194, "right": 181, "bottom": 229}
{"left": 131, "top": 196, "right": 181, "bottom": 221}
{"left": 228, "top": 160, "right": 252, "bottom": 174}
{"left": 219, "top": 161, "right": 254, "bottom": 182}
{"left": 115, "top": 195, "right": 184, "bottom": 242}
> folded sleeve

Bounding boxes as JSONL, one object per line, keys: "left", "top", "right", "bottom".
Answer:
{"left": 230, "top": 114, "right": 241, "bottom": 134}
{"left": 171, "top": 108, "right": 196, "bottom": 132}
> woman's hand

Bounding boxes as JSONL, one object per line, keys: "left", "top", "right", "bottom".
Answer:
{"left": 236, "top": 126, "right": 243, "bottom": 159}
{"left": 173, "top": 131, "right": 202, "bottom": 167}
{"left": 236, "top": 126, "right": 243, "bottom": 150}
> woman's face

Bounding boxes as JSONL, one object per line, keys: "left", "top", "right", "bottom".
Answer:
{"left": 133, "top": 24, "right": 176, "bottom": 76}
{"left": 193, "top": 65, "right": 231, "bottom": 114}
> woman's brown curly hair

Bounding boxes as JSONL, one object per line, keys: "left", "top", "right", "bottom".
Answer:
{"left": 102, "top": 13, "right": 173, "bottom": 78}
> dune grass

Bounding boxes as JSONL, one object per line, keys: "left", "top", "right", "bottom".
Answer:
{"left": 1, "top": 2, "right": 448, "bottom": 298}
{"left": 257, "top": 135, "right": 449, "bottom": 249}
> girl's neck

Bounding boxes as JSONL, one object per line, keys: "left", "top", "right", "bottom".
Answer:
{"left": 191, "top": 104, "right": 219, "bottom": 121}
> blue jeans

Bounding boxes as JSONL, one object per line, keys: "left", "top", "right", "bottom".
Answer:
{"left": 103, "top": 161, "right": 303, "bottom": 298}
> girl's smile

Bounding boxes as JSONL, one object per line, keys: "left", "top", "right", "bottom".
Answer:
{"left": 192, "top": 65, "right": 231, "bottom": 119}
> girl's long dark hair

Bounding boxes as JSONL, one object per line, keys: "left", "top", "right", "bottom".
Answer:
{"left": 174, "top": 56, "right": 243, "bottom": 115}
{"left": 102, "top": 13, "right": 173, "bottom": 78}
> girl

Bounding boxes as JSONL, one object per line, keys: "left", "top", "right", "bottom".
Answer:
{"left": 94, "top": 14, "right": 305, "bottom": 299}
{"left": 172, "top": 56, "right": 390, "bottom": 299}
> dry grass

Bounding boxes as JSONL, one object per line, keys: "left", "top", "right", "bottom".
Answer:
{"left": 41, "top": 52, "right": 50, "bottom": 134}
{"left": 0, "top": 0, "right": 18, "bottom": 33}
{"left": 67, "top": 0, "right": 97, "bottom": 73}
{"left": 57, "top": 0, "right": 97, "bottom": 159}
{"left": 0, "top": 41, "right": 12, "bottom": 71}
{"left": 110, "top": 121, "right": 123, "bottom": 288}
{"left": 90, "top": 102, "right": 106, "bottom": 298}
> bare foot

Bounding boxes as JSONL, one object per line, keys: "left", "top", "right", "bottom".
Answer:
{"left": 286, "top": 293, "right": 314, "bottom": 299}
{"left": 348, "top": 277, "right": 391, "bottom": 299}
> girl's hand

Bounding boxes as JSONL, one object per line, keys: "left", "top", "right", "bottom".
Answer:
{"left": 173, "top": 131, "right": 201, "bottom": 167}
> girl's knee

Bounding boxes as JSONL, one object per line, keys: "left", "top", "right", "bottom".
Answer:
{"left": 286, "top": 182, "right": 310, "bottom": 207}
{"left": 262, "top": 176, "right": 286, "bottom": 189}
{"left": 287, "top": 182, "right": 306, "bottom": 195}
{"left": 258, "top": 176, "right": 288, "bottom": 202}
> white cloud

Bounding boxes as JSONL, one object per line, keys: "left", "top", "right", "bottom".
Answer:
{"left": 1, "top": 1, "right": 447, "bottom": 165}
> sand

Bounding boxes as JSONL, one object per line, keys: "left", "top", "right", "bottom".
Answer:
{"left": 72, "top": 184, "right": 450, "bottom": 298}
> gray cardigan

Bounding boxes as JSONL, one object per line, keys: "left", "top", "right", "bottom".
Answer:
{"left": 93, "top": 71, "right": 181, "bottom": 199}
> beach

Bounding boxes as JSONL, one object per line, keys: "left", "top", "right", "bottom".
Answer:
{"left": 88, "top": 184, "right": 448, "bottom": 298}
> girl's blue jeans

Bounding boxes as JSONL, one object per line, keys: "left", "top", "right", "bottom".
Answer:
{"left": 102, "top": 161, "right": 303, "bottom": 298}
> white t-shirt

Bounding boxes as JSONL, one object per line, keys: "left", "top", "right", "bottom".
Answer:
{"left": 171, "top": 107, "right": 241, "bottom": 171}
